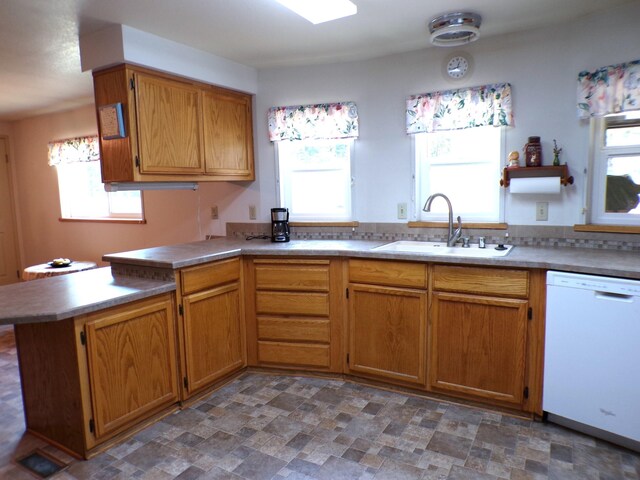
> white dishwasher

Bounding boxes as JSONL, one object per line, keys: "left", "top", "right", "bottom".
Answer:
{"left": 544, "top": 270, "right": 640, "bottom": 451}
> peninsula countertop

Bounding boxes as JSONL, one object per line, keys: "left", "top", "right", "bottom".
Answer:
{"left": 0, "top": 267, "right": 175, "bottom": 325}
{"left": 2, "top": 238, "right": 639, "bottom": 325}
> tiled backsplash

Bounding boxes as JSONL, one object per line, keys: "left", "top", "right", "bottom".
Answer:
{"left": 226, "top": 223, "right": 640, "bottom": 251}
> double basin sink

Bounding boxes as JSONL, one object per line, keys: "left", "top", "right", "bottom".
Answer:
{"left": 373, "top": 241, "right": 513, "bottom": 258}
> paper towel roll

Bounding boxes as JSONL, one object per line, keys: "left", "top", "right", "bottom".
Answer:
{"left": 509, "top": 177, "right": 561, "bottom": 194}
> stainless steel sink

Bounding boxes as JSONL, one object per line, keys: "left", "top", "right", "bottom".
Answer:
{"left": 372, "top": 241, "right": 513, "bottom": 257}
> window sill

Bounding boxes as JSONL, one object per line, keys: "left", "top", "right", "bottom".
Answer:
{"left": 289, "top": 221, "right": 359, "bottom": 227}
{"left": 59, "top": 218, "right": 147, "bottom": 224}
{"left": 408, "top": 222, "right": 508, "bottom": 230}
{"left": 574, "top": 224, "right": 640, "bottom": 234}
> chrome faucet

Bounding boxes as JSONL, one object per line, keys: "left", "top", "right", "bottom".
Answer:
{"left": 422, "top": 193, "right": 462, "bottom": 247}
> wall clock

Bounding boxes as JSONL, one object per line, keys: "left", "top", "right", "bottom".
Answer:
{"left": 444, "top": 53, "right": 472, "bottom": 80}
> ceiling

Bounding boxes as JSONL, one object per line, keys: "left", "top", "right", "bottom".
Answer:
{"left": 1, "top": 0, "right": 636, "bottom": 121}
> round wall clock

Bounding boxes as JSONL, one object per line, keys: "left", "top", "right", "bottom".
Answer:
{"left": 444, "top": 53, "right": 472, "bottom": 80}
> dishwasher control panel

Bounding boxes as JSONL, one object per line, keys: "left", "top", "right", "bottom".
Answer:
{"left": 547, "top": 271, "right": 640, "bottom": 296}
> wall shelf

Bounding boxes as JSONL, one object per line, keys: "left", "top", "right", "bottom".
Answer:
{"left": 500, "top": 164, "right": 573, "bottom": 188}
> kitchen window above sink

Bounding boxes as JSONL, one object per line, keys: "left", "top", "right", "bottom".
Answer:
{"left": 372, "top": 241, "right": 513, "bottom": 257}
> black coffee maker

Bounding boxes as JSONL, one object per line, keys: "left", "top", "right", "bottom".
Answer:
{"left": 271, "top": 208, "right": 290, "bottom": 242}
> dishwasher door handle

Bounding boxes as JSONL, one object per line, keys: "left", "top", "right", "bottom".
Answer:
{"left": 595, "top": 291, "right": 634, "bottom": 303}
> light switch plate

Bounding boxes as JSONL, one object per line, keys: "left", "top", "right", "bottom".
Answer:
{"left": 398, "top": 203, "right": 408, "bottom": 220}
{"left": 249, "top": 205, "right": 257, "bottom": 220}
{"left": 536, "top": 202, "right": 548, "bottom": 221}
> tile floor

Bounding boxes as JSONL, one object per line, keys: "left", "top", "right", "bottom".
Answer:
{"left": 0, "top": 324, "right": 639, "bottom": 479}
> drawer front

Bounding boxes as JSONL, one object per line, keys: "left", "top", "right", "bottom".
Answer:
{"left": 258, "top": 341, "right": 330, "bottom": 368}
{"left": 349, "top": 259, "right": 427, "bottom": 289}
{"left": 181, "top": 258, "right": 240, "bottom": 295}
{"left": 254, "top": 259, "right": 330, "bottom": 291}
{"left": 257, "top": 317, "right": 330, "bottom": 343}
{"left": 256, "top": 291, "right": 329, "bottom": 316}
{"left": 433, "top": 265, "right": 529, "bottom": 298}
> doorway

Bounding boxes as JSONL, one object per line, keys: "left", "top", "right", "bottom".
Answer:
{"left": 0, "top": 136, "right": 20, "bottom": 285}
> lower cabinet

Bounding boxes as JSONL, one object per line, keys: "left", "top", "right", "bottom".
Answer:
{"left": 14, "top": 293, "right": 179, "bottom": 458}
{"left": 347, "top": 259, "right": 428, "bottom": 386}
{"left": 245, "top": 257, "right": 342, "bottom": 372}
{"left": 428, "top": 265, "right": 532, "bottom": 408}
{"left": 178, "top": 258, "right": 245, "bottom": 398}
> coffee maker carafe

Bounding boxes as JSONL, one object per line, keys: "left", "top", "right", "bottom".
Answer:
{"left": 271, "top": 208, "right": 290, "bottom": 242}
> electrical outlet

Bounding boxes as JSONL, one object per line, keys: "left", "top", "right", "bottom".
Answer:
{"left": 536, "top": 202, "right": 548, "bottom": 221}
{"left": 397, "top": 202, "right": 408, "bottom": 219}
{"left": 249, "top": 205, "right": 257, "bottom": 220}
{"left": 210, "top": 206, "right": 218, "bottom": 220}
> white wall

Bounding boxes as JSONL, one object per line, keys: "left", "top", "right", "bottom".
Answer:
{"left": 216, "top": 2, "right": 640, "bottom": 227}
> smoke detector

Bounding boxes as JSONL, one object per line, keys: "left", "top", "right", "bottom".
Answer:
{"left": 429, "top": 12, "right": 482, "bottom": 47}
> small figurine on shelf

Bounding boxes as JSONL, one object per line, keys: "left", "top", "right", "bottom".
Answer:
{"left": 553, "top": 139, "right": 562, "bottom": 166}
{"left": 508, "top": 151, "right": 520, "bottom": 167}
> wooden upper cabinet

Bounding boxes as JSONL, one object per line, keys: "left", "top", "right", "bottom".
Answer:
{"left": 202, "top": 88, "right": 254, "bottom": 177}
{"left": 92, "top": 64, "right": 255, "bottom": 183}
{"left": 134, "top": 73, "right": 203, "bottom": 174}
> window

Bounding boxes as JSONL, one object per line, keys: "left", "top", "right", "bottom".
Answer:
{"left": 49, "top": 137, "right": 143, "bottom": 221}
{"left": 276, "top": 139, "right": 353, "bottom": 221}
{"left": 414, "top": 126, "right": 504, "bottom": 222}
{"left": 590, "top": 111, "right": 640, "bottom": 225}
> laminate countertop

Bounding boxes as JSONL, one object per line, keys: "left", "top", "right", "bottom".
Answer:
{"left": 0, "top": 267, "right": 175, "bottom": 325}
{"left": 104, "top": 237, "right": 640, "bottom": 279}
{"left": 1, "top": 238, "right": 639, "bottom": 325}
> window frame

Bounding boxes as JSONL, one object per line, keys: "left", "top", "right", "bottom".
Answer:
{"left": 588, "top": 113, "right": 640, "bottom": 226}
{"left": 411, "top": 126, "right": 506, "bottom": 223}
{"left": 274, "top": 138, "right": 356, "bottom": 223}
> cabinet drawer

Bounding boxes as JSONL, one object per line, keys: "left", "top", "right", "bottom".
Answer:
{"left": 432, "top": 265, "right": 529, "bottom": 298}
{"left": 256, "top": 291, "right": 329, "bottom": 316}
{"left": 257, "top": 317, "right": 330, "bottom": 343}
{"left": 181, "top": 258, "right": 240, "bottom": 295}
{"left": 349, "top": 259, "right": 427, "bottom": 289}
{"left": 258, "top": 341, "right": 330, "bottom": 368}
{"left": 254, "top": 259, "right": 330, "bottom": 291}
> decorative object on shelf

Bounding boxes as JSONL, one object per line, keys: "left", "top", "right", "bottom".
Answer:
{"left": 524, "top": 136, "right": 542, "bottom": 167}
{"left": 500, "top": 164, "right": 574, "bottom": 190}
{"left": 508, "top": 151, "right": 520, "bottom": 167}
{"left": 429, "top": 12, "right": 482, "bottom": 47}
{"left": 552, "top": 139, "right": 562, "bottom": 166}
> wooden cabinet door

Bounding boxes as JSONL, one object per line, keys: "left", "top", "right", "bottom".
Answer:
{"left": 182, "top": 282, "right": 244, "bottom": 394}
{"left": 84, "top": 294, "right": 179, "bottom": 440}
{"left": 134, "top": 72, "right": 204, "bottom": 174}
{"left": 202, "top": 89, "right": 254, "bottom": 178}
{"left": 348, "top": 284, "right": 427, "bottom": 385}
{"left": 429, "top": 292, "right": 528, "bottom": 405}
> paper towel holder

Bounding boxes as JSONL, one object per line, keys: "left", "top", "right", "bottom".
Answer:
{"left": 500, "top": 165, "right": 573, "bottom": 188}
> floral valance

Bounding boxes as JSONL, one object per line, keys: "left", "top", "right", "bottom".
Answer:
{"left": 48, "top": 136, "right": 100, "bottom": 166}
{"left": 406, "top": 83, "right": 513, "bottom": 134}
{"left": 577, "top": 59, "right": 640, "bottom": 118}
{"left": 268, "top": 102, "right": 359, "bottom": 141}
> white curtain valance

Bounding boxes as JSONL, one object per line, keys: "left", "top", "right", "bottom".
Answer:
{"left": 406, "top": 83, "right": 513, "bottom": 134}
{"left": 267, "top": 102, "right": 359, "bottom": 142}
{"left": 577, "top": 59, "right": 640, "bottom": 118}
{"left": 48, "top": 136, "right": 100, "bottom": 166}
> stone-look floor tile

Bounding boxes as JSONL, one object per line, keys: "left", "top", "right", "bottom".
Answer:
{"left": 374, "top": 457, "right": 424, "bottom": 479}
{"left": 448, "top": 464, "right": 502, "bottom": 480}
{"left": 315, "top": 454, "right": 368, "bottom": 480}
{"left": 232, "top": 449, "right": 287, "bottom": 480}
{"left": 427, "top": 431, "right": 473, "bottom": 460}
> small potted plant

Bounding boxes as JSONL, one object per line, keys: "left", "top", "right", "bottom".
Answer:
{"left": 553, "top": 139, "right": 562, "bottom": 166}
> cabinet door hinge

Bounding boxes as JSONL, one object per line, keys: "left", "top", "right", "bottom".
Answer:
{"left": 80, "top": 331, "right": 86, "bottom": 346}
{"left": 89, "top": 418, "right": 95, "bottom": 433}
{"left": 527, "top": 307, "right": 532, "bottom": 320}
{"left": 129, "top": 77, "right": 135, "bottom": 90}
{"left": 183, "top": 377, "right": 189, "bottom": 389}
{"left": 346, "top": 353, "right": 350, "bottom": 365}
{"left": 178, "top": 304, "right": 184, "bottom": 316}
{"left": 346, "top": 288, "right": 349, "bottom": 299}
{"left": 523, "top": 386, "right": 529, "bottom": 399}
{"left": 135, "top": 156, "right": 140, "bottom": 168}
